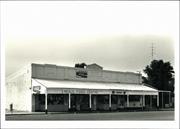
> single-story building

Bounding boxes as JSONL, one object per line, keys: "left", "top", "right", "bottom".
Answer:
{"left": 6, "top": 63, "right": 170, "bottom": 112}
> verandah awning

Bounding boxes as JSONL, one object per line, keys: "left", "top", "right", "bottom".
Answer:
{"left": 32, "top": 78, "right": 158, "bottom": 95}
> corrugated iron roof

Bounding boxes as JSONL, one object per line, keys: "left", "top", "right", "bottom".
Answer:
{"left": 32, "top": 78, "right": 158, "bottom": 92}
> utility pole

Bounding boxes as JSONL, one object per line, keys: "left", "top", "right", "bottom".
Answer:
{"left": 151, "top": 43, "right": 154, "bottom": 61}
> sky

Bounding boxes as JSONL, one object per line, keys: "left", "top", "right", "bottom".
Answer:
{"left": 1, "top": 1, "right": 179, "bottom": 77}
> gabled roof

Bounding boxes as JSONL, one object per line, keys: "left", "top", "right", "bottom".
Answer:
{"left": 87, "top": 63, "right": 103, "bottom": 70}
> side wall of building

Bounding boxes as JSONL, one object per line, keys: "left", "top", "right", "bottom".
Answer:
{"left": 32, "top": 64, "right": 142, "bottom": 84}
{"left": 6, "top": 64, "right": 32, "bottom": 112}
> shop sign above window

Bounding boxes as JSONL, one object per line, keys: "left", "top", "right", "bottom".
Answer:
{"left": 76, "top": 70, "right": 88, "bottom": 78}
{"left": 112, "top": 90, "right": 126, "bottom": 95}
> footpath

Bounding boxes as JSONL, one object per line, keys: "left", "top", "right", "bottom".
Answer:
{"left": 5, "top": 108, "right": 174, "bottom": 115}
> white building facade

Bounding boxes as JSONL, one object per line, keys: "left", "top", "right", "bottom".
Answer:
{"left": 6, "top": 63, "right": 160, "bottom": 112}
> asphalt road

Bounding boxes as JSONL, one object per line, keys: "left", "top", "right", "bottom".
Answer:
{"left": 6, "top": 111, "right": 174, "bottom": 120}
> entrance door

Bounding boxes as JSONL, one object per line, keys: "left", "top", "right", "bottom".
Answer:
{"left": 33, "top": 94, "right": 45, "bottom": 112}
{"left": 71, "top": 94, "right": 89, "bottom": 111}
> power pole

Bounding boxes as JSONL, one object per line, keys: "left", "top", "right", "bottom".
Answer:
{"left": 151, "top": 43, "right": 154, "bottom": 61}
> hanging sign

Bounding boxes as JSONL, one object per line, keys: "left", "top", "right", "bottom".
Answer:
{"left": 33, "top": 86, "right": 41, "bottom": 93}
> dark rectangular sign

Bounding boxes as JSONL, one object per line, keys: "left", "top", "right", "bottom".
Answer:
{"left": 76, "top": 70, "right": 88, "bottom": 78}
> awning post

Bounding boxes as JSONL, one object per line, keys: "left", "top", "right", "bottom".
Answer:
{"left": 127, "top": 95, "right": 129, "bottom": 107}
{"left": 45, "top": 88, "right": 48, "bottom": 114}
{"left": 69, "top": 93, "right": 71, "bottom": 109}
{"left": 109, "top": 94, "right": 111, "bottom": 110}
{"left": 143, "top": 95, "right": 145, "bottom": 107}
{"left": 142, "top": 95, "right": 145, "bottom": 109}
{"left": 157, "top": 93, "right": 159, "bottom": 108}
{"left": 89, "top": 94, "right": 92, "bottom": 109}
{"left": 162, "top": 92, "right": 163, "bottom": 108}
{"left": 169, "top": 91, "right": 171, "bottom": 107}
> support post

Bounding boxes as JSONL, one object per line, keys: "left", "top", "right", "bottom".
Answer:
{"left": 141, "top": 95, "right": 145, "bottom": 110}
{"left": 109, "top": 94, "right": 111, "bottom": 110}
{"left": 69, "top": 93, "right": 71, "bottom": 109}
{"left": 169, "top": 91, "right": 171, "bottom": 107}
{"left": 157, "top": 93, "right": 159, "bottom": 108}
{"left": 89, "top": 94, "right": 92, "bottom": 109}
{"left": 162, "top": 92, "right": 163, "bottom": 108}
{"left": 150, "top": 95, "right": 152, "bottom": 108}
{"left": 141, "top": 95, "right": 143, "bottom": 110}
{"left": 143, "top": 95, "right": 145, "bottom": 107}
{"left": 45, "top": 89, "right": 48, "bottom": 114}
{"left": 127, "top": 95, "right": 129, "bottom": 107}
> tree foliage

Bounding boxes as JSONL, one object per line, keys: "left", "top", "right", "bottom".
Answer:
{"left": 143, "top": 60, "right": 174, "bottom": 92}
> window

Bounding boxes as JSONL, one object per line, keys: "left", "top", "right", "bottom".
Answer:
{"left": 129, "top": 95, "right": 140, "bottom": 101}
{"left": 48, "top": 94, "right": 65, "bottom": 105}
{"left": 97, "top": 95, "right": 109, "bottom": 104}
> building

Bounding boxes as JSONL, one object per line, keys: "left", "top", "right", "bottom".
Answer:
{"left": 6, "top": 63, "right": 163, "bottom": 112}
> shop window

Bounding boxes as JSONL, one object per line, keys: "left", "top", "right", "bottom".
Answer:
{"left": 48, "top": 94, "right": 65, "bottom": 105}
{"left": 129, "top": 95, "right": 140, "bottom": 101}
{"left": 39, "top": 94, "right": 45, "bottom": 105}
{"left": 97, "top": 95, "right": 109, "bottom": 104}
{"left": 112, "top": 95, "right": 118, "bottom": 104}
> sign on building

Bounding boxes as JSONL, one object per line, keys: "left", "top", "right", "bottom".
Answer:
{"left": 76, "top": 70, "right": 88, "bottom": 78}
{"left": 33, "top": 86, "right": 41, "bottom": 93}
{"left": 112, "top": 90, "right": 126, "bottom": 95}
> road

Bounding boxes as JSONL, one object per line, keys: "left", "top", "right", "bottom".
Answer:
{"left": 6, "top": 111, "right": 174, "bottom": 120}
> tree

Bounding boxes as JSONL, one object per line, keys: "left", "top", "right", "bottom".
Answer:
{"left": 142, "top": 60, "right": 174, "bottom": 92}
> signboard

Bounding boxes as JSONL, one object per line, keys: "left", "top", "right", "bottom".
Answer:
{"left": 112, "top": 90, "right": 126, "bottom": 95}
{"left": 76, "top": 70, "right": 88, "bottom": 78}
{"left": 127, "top": 91, "right": 158, "bottom": 95}
{"left": 47, "top": 88, "right": 111, "bottom": 94}
{"left": 33, "top": 86, "right": 41, "bottom": 93}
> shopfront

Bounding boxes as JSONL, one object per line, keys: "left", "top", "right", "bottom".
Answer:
{"left": 7, "top": 63, "right": 170, "bottom": 112}
{"left": 32, "top": 78, "right": 159, "bottom": 112}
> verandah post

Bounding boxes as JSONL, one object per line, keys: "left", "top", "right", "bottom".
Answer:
{"left": 157, "top": 92, "right": 159, "bottom": 108}
{"left": 45, "top": 89, "right": 48, "bottom": 114}
{"left": 109, "top": 94, "right": 111, "bottom": 110}
{"left": 69, "top": 93, "right": 71, "bottom": 109}
{"left": 150, "top": 95, "right": 152, "bottom": 108}
{"left": 169, "top": 91, "right": 171, "bottom": 107}
{"left": 89, "top": 94, "right": 92, "bottom": 110}
{"left": 127, "top": 95, "right": 129, "bottom": 107}
{"left": 162, "top": 92, "right": 163, "bottom": 108}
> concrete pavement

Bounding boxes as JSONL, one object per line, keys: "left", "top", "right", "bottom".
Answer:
{"left": 6, "top": 108, "right": 174, "bottom": 115}
{"left": 6, "top": 110, "right": 174, "bottom": 120}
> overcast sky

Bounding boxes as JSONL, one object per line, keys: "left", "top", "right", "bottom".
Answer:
{"left": 2, "top": 1, "right": 178, "bottom": 76}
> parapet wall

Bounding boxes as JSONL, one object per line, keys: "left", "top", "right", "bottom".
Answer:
{"left": 32, "top": 63, "right": 142, "bottom": 84}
